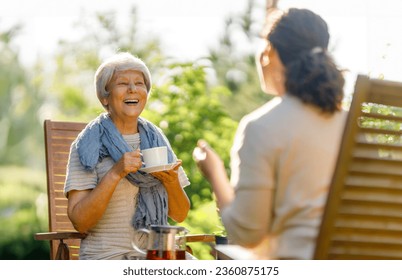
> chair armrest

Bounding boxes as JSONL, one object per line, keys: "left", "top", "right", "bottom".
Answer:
{"left": 35, "top": 231, "right": 87, "bottom": 241}
{"left": 35, "top": 231, "right": 87, "bottom": 260}
{"left": 186, "top": 234, "right": 216, "bottom": 243}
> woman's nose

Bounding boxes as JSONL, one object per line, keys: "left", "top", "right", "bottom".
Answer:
{"left": 128, "top": 83, "right": 137, "bottom": 92}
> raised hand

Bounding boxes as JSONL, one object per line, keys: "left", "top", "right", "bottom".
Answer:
{"left": 112, "top": 149, "right": 143, "bottom": 179}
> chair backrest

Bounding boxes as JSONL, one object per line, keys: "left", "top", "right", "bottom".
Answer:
{"left": 314, "top": 75, "right": 402, "bottom": 259}
{"left": 44, "top": 120, "right": 86, "bottom": 260}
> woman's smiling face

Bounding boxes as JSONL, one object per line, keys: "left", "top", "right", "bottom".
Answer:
{"left": 102, "top": 69, "right": 148, "bottom": 126}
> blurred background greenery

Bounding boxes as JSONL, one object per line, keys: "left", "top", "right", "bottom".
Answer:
{"left": 1, "top": 0, "right": 398, "bottom": 260}
{"left": 0, "top": 0, "right": 270, "bottom": 260}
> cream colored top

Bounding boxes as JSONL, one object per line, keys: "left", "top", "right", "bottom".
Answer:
{"left": 221, "top": 95, "right": 347, "bottom": 259}
{"left": 64, "top": 134, "right": 190, "bottom": 260}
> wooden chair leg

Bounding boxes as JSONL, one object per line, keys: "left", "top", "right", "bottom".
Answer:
{"left": 55, "top": 239, "right": 70, "bottom": 260}
{"left": 185, "top": 245, "right": 194, "bottom": 255}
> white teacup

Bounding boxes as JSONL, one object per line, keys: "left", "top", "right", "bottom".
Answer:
{"left": 142, "top": 146, "right": 168, "bottom": 167}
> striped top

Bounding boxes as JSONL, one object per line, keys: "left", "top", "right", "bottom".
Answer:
{"left": 64, "top": 133, "right": 190, "bottom": 260}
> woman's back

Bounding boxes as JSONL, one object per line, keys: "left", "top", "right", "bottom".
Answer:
{"left": 225, "top": 95, "right": 347, "bottom": 259}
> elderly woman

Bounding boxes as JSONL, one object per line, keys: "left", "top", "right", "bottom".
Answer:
{"left": 64, "top": 52, "right": 190, "bottom": 260}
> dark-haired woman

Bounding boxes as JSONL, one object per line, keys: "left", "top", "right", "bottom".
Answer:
{"left": 193, "top": 8, "right": 347, "bottom": 259}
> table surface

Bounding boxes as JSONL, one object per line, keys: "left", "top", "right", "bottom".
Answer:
{"left": 213, "top": 245, "right": 258, "bottom": 260}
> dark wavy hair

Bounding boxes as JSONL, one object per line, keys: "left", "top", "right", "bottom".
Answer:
{"left": 268, "top": 8, "right": 344, "bottom": 114}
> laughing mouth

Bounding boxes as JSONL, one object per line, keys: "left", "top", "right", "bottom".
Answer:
{"left": 124, "top": 99, "right": 139, "bottom": 105}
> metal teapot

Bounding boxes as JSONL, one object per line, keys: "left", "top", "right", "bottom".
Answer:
{"left": 132, "top": 225, "right": 188, "bottom": 260}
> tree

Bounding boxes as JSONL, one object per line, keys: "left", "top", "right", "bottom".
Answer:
{"left": 48, "top": 7, "right": 165, "bottom": 122}
{"left": 142, "top": 61, "right": 237, "bottom": 207}
{"left": 139, "top": 62, "right": 238, "bottom": 259}
{"left": 0, "top": 24, "right": 45, "bottom": 168}
{"left": 207, "top": 0, "right": 271, "bottom": 121}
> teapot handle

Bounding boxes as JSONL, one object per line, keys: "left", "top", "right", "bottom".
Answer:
{"left": 131, "top": 228, "right": 150, "bottom": 256}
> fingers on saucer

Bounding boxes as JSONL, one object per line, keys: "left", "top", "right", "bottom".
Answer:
{"left": 173, "top": 160, "right": 182, "bottom": 170}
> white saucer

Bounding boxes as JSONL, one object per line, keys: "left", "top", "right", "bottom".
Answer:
{"left": 139, "top": 163, "right": 175, "bottom": 173}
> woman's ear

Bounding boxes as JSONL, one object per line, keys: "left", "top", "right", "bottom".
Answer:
{"left": 258, "top": 45, "right": 286, "bottom": 96}
{"left": 101, "top": 97, "right": 109, "bottom": 107}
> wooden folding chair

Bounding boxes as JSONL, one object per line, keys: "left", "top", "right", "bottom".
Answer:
{"left": 314, "top": 75, "right": 402, "bottom": 259}
{"left": 35, "top": 120, "right": 215, "bottom": 260}
{"left": 35, "top": 120, "right": 87, "bottom": 260}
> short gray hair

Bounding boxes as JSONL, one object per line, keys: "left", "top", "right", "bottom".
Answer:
{"left": 94, "top": 52, "right": 152, "bottom": 108}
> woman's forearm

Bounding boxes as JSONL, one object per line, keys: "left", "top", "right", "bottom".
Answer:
{"left": 164, "top": 178, "right": 190, "bottom": 222}
{"left": 68, "top": 169, "right": 121, "bottom": 232}
{"left": 207, "top": 168, "right": 234, "bottom": 210}
{"left": 194, "top": 140, "right": 235, "bottom": 210}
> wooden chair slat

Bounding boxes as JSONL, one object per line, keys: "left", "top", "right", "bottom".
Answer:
{"left": 361, "top": 111, "right": 402, "bottom": 122}
{"left": 359, "top": 127, "right": 402, "bottom": 136}
{"left": 314, "top": 75, "right": 402, "bottom": 259}
{"left": 34, "top": 120, "right": 87, "bottom": 260}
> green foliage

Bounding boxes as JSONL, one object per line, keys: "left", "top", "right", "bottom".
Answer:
{"left": 142, "top": 63, "right": 238, "bottom": 207}
{"left": 0, "top": 166, "right": 49, "bottom": 259}
{"left": 2, "top": 1, "right": 401, "bottom": 261}
{"left": 177, "top": 201, "right": 223, "bottom": 260}
{"left": 361, "top": 103, "right": 402, "bottom": 146}
{"left": 60, "top": 86, "right": 88, "bottom": 113}
{"left": 50, "top": 7, "right": 164, "bottom": 122}
{"left": 140, "top": 63, "right": 237, "bottom": 258}
{"left": 0, "top": 25, "right": 45, "bottom": 168}
{"left": 208, "top": 0, "right": 271, "bottom": 121}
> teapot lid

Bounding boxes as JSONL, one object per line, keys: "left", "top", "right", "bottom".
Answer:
{"left": 149, "top": 225, "right": 187, "bottom": 233}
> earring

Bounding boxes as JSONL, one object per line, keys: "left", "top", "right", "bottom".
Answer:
{"left": 261, "top": 52, "right": 270, "bottom": 67}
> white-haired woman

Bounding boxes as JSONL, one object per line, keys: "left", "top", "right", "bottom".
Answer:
{"left": 64, "top": 52, "right": 190, "bottom": 260}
